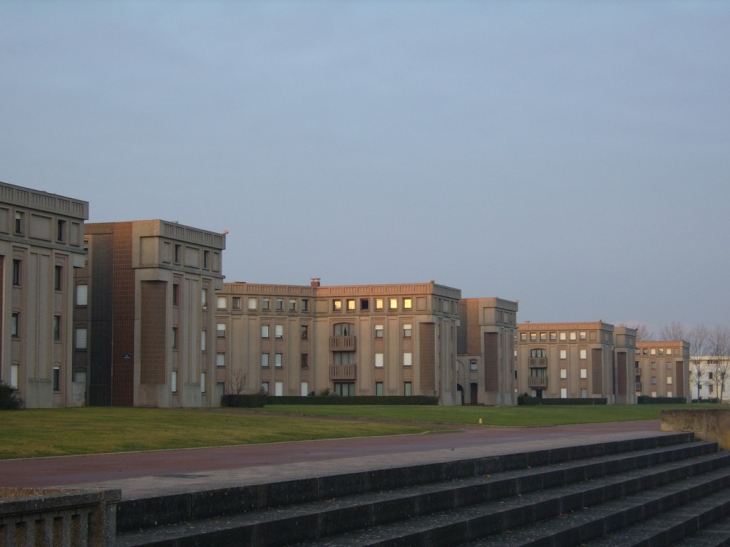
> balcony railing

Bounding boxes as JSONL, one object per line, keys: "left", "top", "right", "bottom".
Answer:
{"left": 528, "top": 377, "right": 548, "bottom": 389}
{"left": 330, "top": 336, "right": 356, "bottom": 351}
{"left": 529, "top": 357, "right": 548, "bottom": 368}
{"left": 330, "top": 364, "right": 357, "bottom": 380}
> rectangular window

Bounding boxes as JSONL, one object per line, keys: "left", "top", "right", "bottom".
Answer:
{"left": 171, "top": 370, "right": 178, "bottom": 393}
{"left": 301, "top": 353, "right": 308, "bottom": 369}
{"left": 203, "top": 250, "right": 210, "bottom": 269}
{"left": 540, "top": 332, "right": 547, "bottom": 341}
{"left": 404, "top": 382, "right": 412, "bottom": 396}
{"left": 360, "top": 299, "right": 369, "bottom": 311}
{"left": 217, "top": 296, "right": 227, "bottom": 310}
{"left": 76, "top": 327, "right": 87, "bottom": 349}
{"left": 261, "top": 353, "right": 269, "bottom": 367}
{"left": 470, "top": 359, "right": 478, "bottom": 371}
{"left": 172, "top": 284, "right": 179, "bottom": 306}
{"left": 57, "top": 220, "right": 67, "bottom": 242}
{"left": 650, "top": 348, "right": 656, "bottom": 355}
{"left": 10, "top": 364, "right": 18, "bottom": 389}
{"left": 53, "top": 366, "right": 61, "bottom": 391}
{"left": 275, "top": 382, "right": 283, "bottom": 396}
{"left": 347, "top": 299, "right": 356, "bottom": 311}
{"left": 261, "top": 325, "right": 269, "bottom": 338}
{"left": 389, "top": 298, "right": 398, "bottom": 310}
{"left": 579, "top": 349, "right": 587, "bottom": 359}
{"left": 301, "top": 299, "right": 309, "bottom": 312}
{"left": 216, "top": 353, "right": 225, "bottom": 367}
{"left": 580, "top": 368, "right": 587, "bottom": 379}
{"left": 667, "top": 348, "right": 673, "bottom": 355}
{"left": 560, "top": 369, "right": 567, "bottom": 379}
{"left": 375, "top": 353, "right": 384, "bottom": 368}
{"left": 667, "top": 362, "right": 672, "bottom": 369}
{"left": 300, "top": 382, "right": 309, "bottom": 397}
{"left": 201, "top": 289, "right": 207, "bottom": 308}
{"left": 559, "top": 332, "right": 567, "bottom": 341}
{"left": 333, "top": 299, "right": 342, "bottom": 311}
{"left": 375, "top": 382, "right": 383, "bottom": 396}
{"left": 54, "top": 266, "right": 62, "bottom": 291}
{"left": 14, "top": 211, "right": 24, "bottom": 234}
{"left": 275, "top": 353, "right": 283, "bottom": 367}
{"left": 403, "top": 352, "right": 412, "bottom": 367}
{"left": 248, "top": 297, "right": 257, "bottom": 310}
{"left": 651, "top": 362, "right": 657, "bottom": 369}
{"left": 581, "top": 388, "right": 587, "bottom": 398}
{"left": 11, "top": 313, "right": 19, "bottom": 337}
{"left": 667, "top": 376, "right": 673, "bottom": 385}
{"left": 375, "top": 324, "right": 384, "bottom": 338}
{"left": 403, "top": 298, "right": 412, "bottom": 310}
{"left": 275, "top": 325, "right": 283, "bottom": 339}
{"left": 262, "top": 298, "right": 270, "bottom": 310}
{"left": 520, "top": 333, "right": 527, "bottom": 341}
{"left": 200, "top": 372, "right": 206, "bottom": 393}
{"left": 560, "top": 349, "right": 567, "bottom": 359}
{"left": 289, "top": 299, "right": 297, "bottom": 311}
{"left": 550, "top": 332, "right": 557, "bottom": 341}
{"left": 560, "top": 388, "right": 567, "bottom": 398}
{"left": 570, "top": 332, "right": 577, "bottom": 341}
{"left": 12, "top": 260, "right": 20, "bottom": 285}
{"left": 374, "top": 298, "right": 384, "bottom": 311}
{"left": 403, "top": 324, "right": 412, "bottom": 338}
{"left": 261, "top": 381, "right": 269, "bottom": 393}
{"left": 275, "top": 298, "right": 283, "bottom": 311}
{"left": 200, "top": 330, "right": 207, "bottom": 351}
{"left": 217, "top": 323, "right": 226, "bottom": 338}
{"left": 300, "top": 325, "right": 308, "bottom": 339}
{"left": 530, "top": 333, "right": 537, "bottom": 341}
{"left": 667, "top": 391, "right": 673, "bottom": 397}
{"left": 651, "top": 377, "right": 657, "bottom": 385}
{"left": 76, "top": 284, "right": 88, "bottom": 306}
{"left": 174, "top": 244, "right": 181, "bottom": 263}
{"left": 53, "top": 316, "right": 61, "bottom": 341}
{"left": 333, "top": 351, "right": 356, "bottom": 365}
{"left": 579, "top": 332, "right": 587, "bottom": 340}
{"left": 172, "top": 327, "right": 178, "bottom": 349}
{"left": 232, "top": 297, "right": 241, "bottom": 309}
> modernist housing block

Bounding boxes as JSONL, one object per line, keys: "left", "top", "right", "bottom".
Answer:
{"left": 73, "top": 220, "right": 225, "bottom": 407}
{"left": 214, "top": 279, "right": 464, "bottom": 404}
{"left": 0, "top": 182, "right": 88, "bottom": 408}
{"left": 635, "top": 340, "right": 690, "bottom": 400}
{"left": 516, "top": 321, "right": 637, "bottom": 403}
{"left": 457, "top": 298, "right": 519, "bottom": 406}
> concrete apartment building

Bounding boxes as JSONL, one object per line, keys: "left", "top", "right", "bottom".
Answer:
{"left": 457, "top": 298, "right": 519, "bottom": 406}
{"left": 688, "top": 356, "right": 730, "bottom": 401}
{"left": 0, "top": 182, "right": 88, "bottom": 408}
{"left": 73, "top": 220, "right": 225, "bottom": 408}
{"left": 516, "top": 322, "right": 637, "bottom": 403}
{"left": 635, "top": 340, "right": 690, "bottom": 400}
{"left": 214, "top": 279, "right": 465, "bottom": 404}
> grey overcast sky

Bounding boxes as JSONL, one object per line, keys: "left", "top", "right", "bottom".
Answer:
{"left": 1, "top": 1, "right": 729, "bottom": 332}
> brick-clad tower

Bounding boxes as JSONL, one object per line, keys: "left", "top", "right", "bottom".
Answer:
{"left": 74, "top": 220, "right": 225, "bottom": 407}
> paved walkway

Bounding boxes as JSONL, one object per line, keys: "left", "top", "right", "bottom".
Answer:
{"left": 0, "top": 420, "right": 664, "bottom": 500}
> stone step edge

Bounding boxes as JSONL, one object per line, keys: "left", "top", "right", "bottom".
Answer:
{"left": 117, "top": 432, "right": 695, "bottom": 533}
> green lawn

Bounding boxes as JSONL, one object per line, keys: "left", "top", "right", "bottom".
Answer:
{"left": 246, "top": 403, "right": 727, "bottom": 427}
{"left": 0, "top": 407, "right": 445, "bottom": 460}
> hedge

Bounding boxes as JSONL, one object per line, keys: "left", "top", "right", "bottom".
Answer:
{"left": 220, "top": 394, "right": 269, "bottom": 408}
{"left": 517, "top": 396, "right": 607, "bottom": 406}
{"left": 265, "top": 395, "right": 439, "bottom": 406}
{"left": 691, "top": 398, "right": 719, "bottom": 404}
{"left": 638, "top": 396, "right": 687, "bottom": 404}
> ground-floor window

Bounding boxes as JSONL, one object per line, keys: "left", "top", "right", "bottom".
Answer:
{"left": 375, "top": 382, "right": 383, "bottom": 396}
{"left": 334, "top": 382, "right": 355, "bottom": 396}
{"left": 404, "top": 382, "right": 412, "bottom": 396}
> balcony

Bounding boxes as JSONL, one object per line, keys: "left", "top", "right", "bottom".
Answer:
{"left": 529, "top": 357, "right": 548, "bottom": 368}
{"left": 528, "top": 377, "right": 548, "bottom": 389}
{"left": 635, "top": 382, "right": 642, "bottom": 391}
{"left": 330, "top": 364, "right": 357, "bottom": 381}
{"left": 330, "top": 336, "right": 356, "bottom": 351}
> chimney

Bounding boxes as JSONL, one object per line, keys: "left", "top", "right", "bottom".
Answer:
{"left": 310, "top": 278, "right": 320, "bottom": 287}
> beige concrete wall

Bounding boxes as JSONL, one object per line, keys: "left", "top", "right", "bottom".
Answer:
{"left": 635, "top": 340, "right": 690, "bottom": 400}
{"left": 661, "top": 409, "right": 730, "bottom": 449}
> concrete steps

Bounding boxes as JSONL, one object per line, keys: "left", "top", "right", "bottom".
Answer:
{"left": 115, "top": 433, "right": 730, "bottom": 547}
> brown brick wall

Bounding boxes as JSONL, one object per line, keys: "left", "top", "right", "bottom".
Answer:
{"left": 592, "top": 348, "right": 603, "bottom": 395}
{"left": 484, "top": 332, "right": 499, "bottom": 392}
{"left": 141, "top": 281, "right": 167, "bottom": 384}
{"left": 111, "top": 223, "right": 134, "bottom": 406}
{"left": 419, "top": 323, "right": 435, "bottom": 393}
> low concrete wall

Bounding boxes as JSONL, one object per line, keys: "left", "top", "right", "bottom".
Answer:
{"left": 661, "top": 409, "right": 730, "bottom": 450}
{"left": 0, "top": 487, "right": 120, "bottom": 547}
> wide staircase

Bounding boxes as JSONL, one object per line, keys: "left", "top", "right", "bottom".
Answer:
{"left": 116, "top": 432, "right": 730, "bottom": 547}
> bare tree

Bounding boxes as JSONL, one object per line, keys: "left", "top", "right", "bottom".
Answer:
{"left": 619, "top": 322, "right": 654, "bottom": 342}
{"left": 688, "top": 324, "right": 710, "bottom": 400}
{"left": 230, "top": 368, "right": 247, "bottom": 395}
{"left": 709, "top": 325, "right": 730, "bottom": 402}
{"left": 660, "top": 321, "right": 687, "bottom": 342}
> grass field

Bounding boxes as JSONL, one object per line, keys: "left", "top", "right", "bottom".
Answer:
{"left": 244, "top": 403, "right": 727, "bottom": 427}
{"left": 0, "top": 407, "right": 445, "bottom": 460}
{"left": 0, "top": 403, "right": 723, "bottom": 460}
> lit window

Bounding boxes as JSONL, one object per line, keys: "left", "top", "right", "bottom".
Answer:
{"left": 275, "top": 325, "right": 283, "bottom": 339}
{"left": 389, "top": 298, "right": 398, "bottom": 310}
{"left": 570, "top": 332, "right": 577, "bottom": 341}
{"left": 375, "top": 353, "right": 384, "bottom": 368}
{"left": 540, "top": 332, "right": 547, "bottom": 341}
{"left": 347, "top": 299, "right": 356, "bottom": 311}
{"left": 374, "top": 298, "right": 384, "bottom": 311}
{"left": 530, "top": 333, "right": 537, "bottom": 341}
{"left": 261, "top": 325, "right": 269, "bottom": 338}
{"left": 666, "top": 348, "right": 672, "bottom": 355}
{"left": 403, "top": 298, "right": 412, "bottom": 310}
{"left": 375, "top": 324, "right": 384, "bottom": 338}
{"left": 550, "top": 332, "right": 557, "bottom": 341}
{"left": 403, "top": 352, "right": 412, "bottom": 367}
{"left": 403, "top": 324, "right": 412, "bottom": 338}
{"left": 76, "top": 285, "right": 88, "bottom": 306}
{"left": 559, "top": 332, "right": 567, "bottom": 341}
{"left": 667, "top": 376, "right": 673, "bottom": 384}
{"left": 333, "top": 299, "right": 342, "bottom": 311}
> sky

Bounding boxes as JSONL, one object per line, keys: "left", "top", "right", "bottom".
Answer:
{"left": 1, "top": 1, "right": 729, "bottom": 333}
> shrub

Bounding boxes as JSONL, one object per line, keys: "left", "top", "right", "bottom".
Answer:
{"left": 220, "top": 393, "right": 269, "bottom": 408}
{"left": 517, "top": 396, "right": 607, "bottom": 406}
{"left": 0, "top": 382, "right": 24, "bottom": 410}
{"left": 638, "top": 396, "right": 687, "bottom": 404}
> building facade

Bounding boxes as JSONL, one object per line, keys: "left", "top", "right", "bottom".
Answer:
{"left": 0, "top": 182, "right": 88, "bottom": 408}
{"left": 688, "top": 356, "right": 730, "bottom": 402}
{"left": 516, "top": 321, "right": 637, "bottom": 403}
{"left": 215, "top": 279, "right": 463, "bottom": 404}
{"left": 73, "top": 220, "right": 225, "bottom": 407}
{"left": 457, "top": 298, "right": 519, "bottom": 406}
{"left": 635, "top": 341, "right": 690, "bottom": 400}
